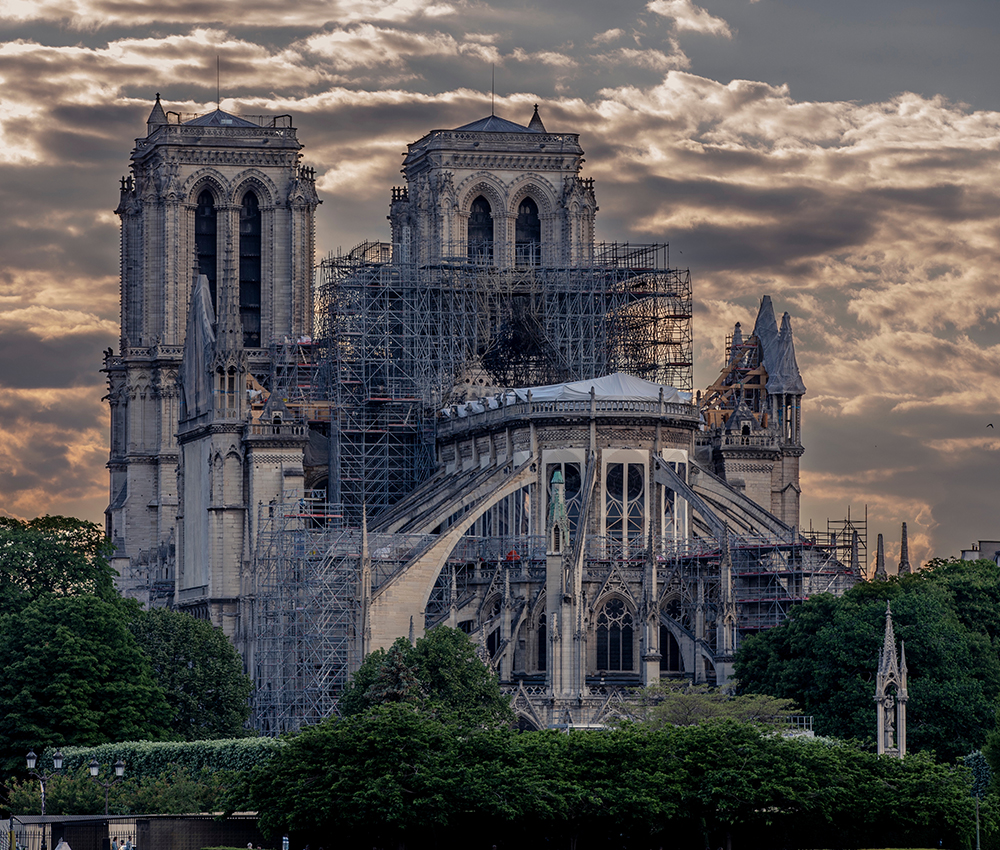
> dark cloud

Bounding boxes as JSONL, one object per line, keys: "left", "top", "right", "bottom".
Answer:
{"left": 0, "top": 329, "right": 113, "bottom": 389}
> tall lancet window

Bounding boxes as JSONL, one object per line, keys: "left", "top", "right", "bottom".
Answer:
{"left": 195, "top": 190, "right": 218, "bottom": 307}
{"left": 239, "top": 192, "right": 262, "bottom": 347}
{"left": 596, "top": 598, "right": 634, "bottom": 671}
{"left": 515, "top": 197, "right": 541, "bottom": 265}
{"left": 468, "top": 195, "right": 493, "bottom": 263}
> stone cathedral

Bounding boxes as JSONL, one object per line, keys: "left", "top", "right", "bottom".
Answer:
{"left": 107, "top": 96, "right": 855, "bottom": 730}
{"left": 106, "top": 96, "right": 319, "bottom": 631}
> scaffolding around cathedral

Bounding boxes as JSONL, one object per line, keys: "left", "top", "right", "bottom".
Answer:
{"left": 243, "top": 491, "right": 355, "bottom": 735}
{"left": 314, "top": 240, "right": 693, "bottom": 525}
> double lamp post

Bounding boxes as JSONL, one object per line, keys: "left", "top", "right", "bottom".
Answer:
{"left": 26, "top": 750, "right": 126, "bottom": 816}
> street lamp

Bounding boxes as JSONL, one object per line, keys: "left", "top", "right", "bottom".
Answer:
{"left": 88, "top": 759, "right": 125, "bottom": 815}
{"left": 26, "top": 749, "right": 64, "bottom": 817}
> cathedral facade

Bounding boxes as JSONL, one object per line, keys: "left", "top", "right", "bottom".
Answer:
{"left": 106, "top": 97, "right": 319, "bottom": 633}
{"left": 107, "top": 97, "right": 855, "bottom": 731}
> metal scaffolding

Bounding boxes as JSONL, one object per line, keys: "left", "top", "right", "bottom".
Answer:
{"left": 245, "top": 492, "right": 358, "bottom": 735}
{"left": 316, "top": 240, "right": 693, "bottom": 525}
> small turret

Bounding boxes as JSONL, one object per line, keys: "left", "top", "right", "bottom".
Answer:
{"left": 527, "top": 103, "right": 546, "bottom": 132}
{"left": 146, "top": 93, "right": 168, "bottom": 136}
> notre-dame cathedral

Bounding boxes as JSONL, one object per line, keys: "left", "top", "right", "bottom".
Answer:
{"left": 106, "top": 96, "right": 856, "bottom": 731}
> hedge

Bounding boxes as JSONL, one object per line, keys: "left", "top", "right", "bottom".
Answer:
{"left": 47, "top": 738, "right": 284, "bottom": 779}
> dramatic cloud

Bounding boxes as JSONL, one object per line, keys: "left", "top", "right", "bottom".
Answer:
{"left": 1, "top": 0, "right": 998, "bottom": 567}
{"left": 647, "top": 0, "right": 733, "bottom": 38}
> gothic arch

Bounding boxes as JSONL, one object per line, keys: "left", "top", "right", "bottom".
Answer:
{"left": 456, "top": 175, "right": 506, "bottom": 217}
{"left": 506, "top": 176, "right": 557, "bottom": 217}
{"left": 593, "top": 594, "right": 637, "bottom": 673}
{"left": 230, "top": 170, "right": 279, "bottom": 208}
{"left": 183, "top": 169, "right": 229, "bottom": 205}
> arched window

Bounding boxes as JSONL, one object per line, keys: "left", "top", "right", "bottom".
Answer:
{"left": 468, "top": 195, "right": 493, "bottom": 263}
{"left": 537, "top": 613, "right": 547, "bottom": 672}
{"left": 596, "top": 598, "right": 634, "bottom": 671}
{"left": 515, "top": 197, "right": 541, "bottom": 265}
{"left": 239, "top": 192, "right": 262, "bottom": 347}
{"left": 195, "top": 190, "right": 218, "bottom": 307}
{"left": 659, "top": 624, "right": 682, "bottom": 673}
{"left": 605, "top": 462, "right": 645, "bottom": 557}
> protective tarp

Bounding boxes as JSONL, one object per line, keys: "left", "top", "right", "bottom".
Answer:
{"left": 509, "top": 372, "right": 691, "bottom": 403}
{"left": 440, "top": 373, "right": 691, "bottom": 418}
{"left": 766, "top": 312, "right": 807, "bottom": 395}
{"left": 179, "top": 274, "right": 216, "bottom": 421}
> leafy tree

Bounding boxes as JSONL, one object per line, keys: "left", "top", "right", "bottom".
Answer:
{"left": 0, "top": 516, "right": 116, "bottom": 613}
{"left": 129, "top": 607, "right": 254, "bottom": 740}
{"left": 339, "top": 626, "right": 512, "bottom": 725}
{"left": 243, "top": 712, "right": 975, "bottom": 850}
{"left": 0, "top": 595, "right": 174, "bottom": 774}
{"left": 735, "top": 558, "right": 1000, "bottom": 761}
{"left": 617, "top": 680, "right": 800, "bottom": 729}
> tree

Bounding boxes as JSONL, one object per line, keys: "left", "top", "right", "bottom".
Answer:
{"left": 243, "top": 711, "right": 975, "bottom": 850}
{"left": 129, "top": 607, "right": 254, "bottom": 740}
{"left": 0, "top": 595, "right": 174, "bottom": 773}
{"left": 0, "top": 516, "right": 116, "bottom": 613}
{"left": 617, "top": 680, "right": 800, "bottom": 729}
{"left": 339, "top": 626, "right": 512, "bottom": 725}
{"left": 735, "top": 558, "right": 1000, "bottom": 761}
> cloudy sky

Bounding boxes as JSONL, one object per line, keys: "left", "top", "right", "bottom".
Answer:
{"left": 2, "top": 0, "right": 1000, "bottom": 573}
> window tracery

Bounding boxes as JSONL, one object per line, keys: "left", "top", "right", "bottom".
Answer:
{"left": 605, "top": 462, "right": 645, "bottom": 557}
{"left": 596, "top": 597, "right": 634, "bottom": 671}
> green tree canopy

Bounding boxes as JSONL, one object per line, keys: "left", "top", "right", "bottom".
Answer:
{"left": 129, "top": 607, "right": 254, "bottom": 740}
{"left": 617, "top": 680, "right": 800, "bottom": 729}
{"left": 734, "top": 557, "right": 1000, "bottom": 761}
{"left": 339, "top": 626, "right": 513, "bottom": 725}
{"left": 245, "top": 712, "right": 975, "bottom": 850}
{"left": 0, "top": 595, "right": 174, "bottom": 774}
{"left": 0, "top": 516, "right": 116, "bottom": 613}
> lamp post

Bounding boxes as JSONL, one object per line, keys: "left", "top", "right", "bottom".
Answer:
{"left": 88, "top": 759, "right": 125, "bottom": 815}
{"left": 26, "top": 749, "right": 64, "bottom": 818}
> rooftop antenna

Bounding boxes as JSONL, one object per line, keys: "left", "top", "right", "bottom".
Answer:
{"left": 491, "top": 64, "right": 495, "bottom": 116}
{"left": 216, "top": 55, "right": 220, "bottom": 111}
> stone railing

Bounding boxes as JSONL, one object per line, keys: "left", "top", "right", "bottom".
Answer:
{"left": 248, "top": 422, "right": 307, "bottom": 438}
{"left": 720, "top": 434, "right": 780, "bottom": 448}
{"left": 436, "top": 395, "right": 698, "bottom": 438}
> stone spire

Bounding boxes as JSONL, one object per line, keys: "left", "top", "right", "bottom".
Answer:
{"left": 875, "top": 601, "right": 908, "bottom": 757}
{"left": 147, "top": 92, "right": 168, "bottom": 135}
{"left": 874, "top": 533, "right": 887, "bottom": 579}
{"left": 766, "top": 312, "right": 807, "bottom": 395}
{"left": 548, "top": 468, "right": 570, "bottom": 556}
{"left": 897, "top": 522, "right": 911, "bottom": 575}
{"left": 728, "top": 322, "right": 743, "bottom": 363}
{"left": 752, "top": 295, "right": 780, "bottom": 370}
{"left": 851, "top": 530, "right": 860, "bottom": 577}
{"left": 527, "top": 103, "right": 546, "bottom": 132}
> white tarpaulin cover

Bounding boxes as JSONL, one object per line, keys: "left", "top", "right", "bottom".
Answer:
{"left": 509, "top": 372, "right": 691, "bottom": 403}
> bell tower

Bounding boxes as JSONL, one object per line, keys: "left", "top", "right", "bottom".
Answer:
{"left": 106, "top": 95, "right": 319, "bottom": 625}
